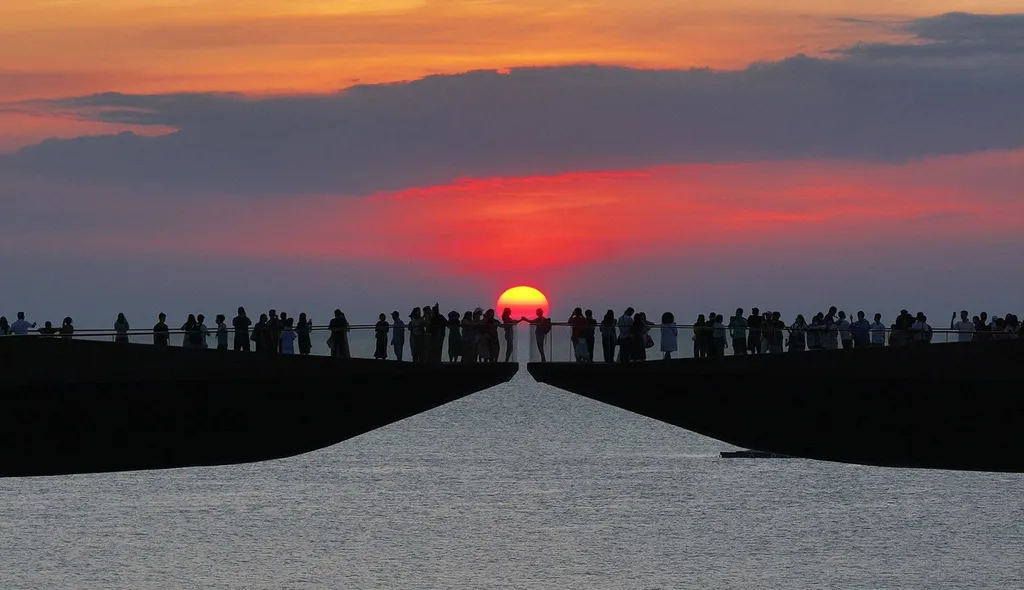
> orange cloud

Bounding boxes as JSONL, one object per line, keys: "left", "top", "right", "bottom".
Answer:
{"left": 0, "top": 1, "right": 934, "bottom": 105}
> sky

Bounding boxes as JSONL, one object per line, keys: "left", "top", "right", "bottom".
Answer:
{"left": 1, "top": 1, "right": 1023, "bottom": 331}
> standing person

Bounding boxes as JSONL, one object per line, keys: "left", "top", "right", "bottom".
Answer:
{"left": 616, "top": 307, "right": 635, "bottom": 363}
{"left": 196, "top": 314, "right": 210, "bottom": 348}
{"left": 869, "top": 313, "right": 886, "bottom": 347}
{"left": 232, "top": 307, "right": 252, "bottom": 352}
{"left": 693, "top": 314, "right": 707, "bottom": 358}
{"left": 501, "top": 308, "right": 518, "bottom": 362}
{"left": 850, "top": 311, "right": 871, "bottom": 348}
{"left": 181, "top": 314, "right": 201, "bottom": 349}
{"left": 523, "top": 308, "right": 552, "bottom": 362}
{"left": 568, "top": 307, "right": 588, "bottom": 362}
{"left": 448, "top": 311, "right": 463, "bottom": 363}
{"left": 769, "top": 312, "right": 785, "bottom": 353}
{"left": 599, "top": 310, "right": 617, "bottom": 363}
{"left": 0, "top": 316, "right": 9, "bottom": 335}
{"left": 630, "top": 311, "right": 648, "bottom": 361}
{"left": 584, "top": 310, "right": 598, "bottom": 362}
{"left": 268, "top": 310, "right": 282, "bottom": 354}
{"left": 461, "top": 311, "right": 477, "bottom": 363}
{"left": 911, "top": 312, "right": 933, "bottom": 345}
{"left": 113, "top": 313, "right": 130, "bottom": 344}
{"left": 252, "top": 313, "right": 270, "bottom": 352}
{"left": 788, "top": 315, "right": 807, "bottom": 352}
{"left": 728, "top": 309, "right": 747, "bottom": 355}
{"left": 712, "top": 314, "right": 728, "bottom": 356}
{"left": 837, "top": 311, "right": 853, "bottom": 349}
{"left": 215, "top": 314, "right": 229, "bottom": 351}
{"left": 660, "top": 312, "right": 678, "bottom": 360}
{"left": 746, "top": 308, "right": 762, "bottom": 355}
{"left": 374, "top": 313, "right": 390, "bottom": 360}
{"left": 408, "top": 307, "right": 425, "bottom": 362}
{"left": 280, "top": 318, "right": 297, "bottom": 355}
{"left": 390, "top": 311, "right": 405, "bottom": 361}
{"left": 153, "top": 313, "right": 170, "bottom": 347}
{"left": 951, "top": 310, "right": 975, "bottom": 343}
{"left": 328, "top": 309, "right": 348, "bottom": 358}
{"left": 296, "top": 313, "right": 312, "bottom": 355}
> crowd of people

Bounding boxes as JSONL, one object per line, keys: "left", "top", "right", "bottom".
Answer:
{"left": 0, "top": 305, "right": 533, "bottom": 364}
{"left": 2, "top": 305, "right": 1020, "bottom": 364}
{"left": 556, "top": 306, "right": 1023, "bottom": 363}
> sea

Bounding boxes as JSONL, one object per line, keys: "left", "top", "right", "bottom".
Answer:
{"left": 1, "top": 372, "right": 1021, "bottom": 589}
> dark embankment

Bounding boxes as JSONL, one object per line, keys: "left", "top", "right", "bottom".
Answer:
{"left": 529, "top": 340, "right": 1024, "bottom": 473}
{"left": 1, "top": 338, "right": 517, "bottom": 477}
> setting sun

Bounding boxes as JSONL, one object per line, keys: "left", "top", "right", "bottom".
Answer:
{"left": 497, "top": 286, "right": 550, "bottom": 320}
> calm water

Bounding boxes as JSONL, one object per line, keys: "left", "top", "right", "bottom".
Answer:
{"left": 2, "top": 372, "right": 1021, "bottom": 589}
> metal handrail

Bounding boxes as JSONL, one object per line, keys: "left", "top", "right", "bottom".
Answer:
{"left": 0, "top": 322, "right": 1008, "bottom": 337}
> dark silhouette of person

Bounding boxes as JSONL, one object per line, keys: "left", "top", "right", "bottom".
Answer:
{"left": 408, "top": 307, "right": 425, "bottom": 362}
{"left": 974, "top": 312, "right": 991, "bottom": 342}
{"left": 374, "top": 313, "right": 390, "bottom": 359}
{"left": 599, "top": 310, "right": 616, "bottom": 363}
{"left": 728, "top": 308, "right": 747, "bottom": 356}
{"left": 616, "top": 308, "right": 634, "bottom": 363}
{"left": 232, "top": 307, "right": 252, "bottom": 352}
{"left": 851, "top": 311, "right": 871, "bottom": 348}
{"left": 746, "top": 308, "right": 762, "bottom": 354}
{"left": 431, "top": 303, "right": 447, "bottom": 362}
{"left": 693, "top": 314, "right": 707, "bottom": 358}
{"left": 153, "top": 313, "right": 169, "bottom": 347}
{"left": 568, "top": 307, "right": 587, "bottom": 361}
{"left": 37, "top": 321, "right": 58, "bottom": 337}
{"left": 277, "top": 312, "right": 290, "bottom": 353}
{"left": 788, "top": 314, "right": 807, "bottom": 352}
{"left": 59, "top": 317, "right": 74, "bottom": 339}
{"left": 113, "top": 313, "right": 130, "bottom": 344}
{"left": 483, "top": 308, "right": 500, "bottom": 362}
{"left": 182, "top": 314, "right": 201, "bottom": 349}
{"left": 296, "top": 313, "right": 312, "bottom": 355}
{"left": 328, "top": 309, "right": 347, "bottom": 358}
{"left": 461, "top": 311, "right": 476, "bottom": 363}
{"left": 268, "top": 309, "right": 282, "bottom": 354}
{"left": 252, "top": 313, "right": 270, "bottom": 352}
{"left": 448, "top": 310, "right": 463, "bottom": 363}
{"left": 630, "top": 311, "right": 649, "bottom": 361}
{"left": 583, "top": 309, "right": 597, "bottom": 361}
{"left": 196, "top": 314, "right": 210, "bottom": 348}
{"left": 0, "top": 316, "right": 9, "bottom": 335}
{"left": 501, "top": 308, "right": 518, "bottom": 362}
{"left": 390, "top": 311, "right": 405, "bottom": 361}
{"left": 215, "top": 314, "right": 228, "bottom": 351}
{"left": 522, "top": 308, "right": 551, "bottom": 362}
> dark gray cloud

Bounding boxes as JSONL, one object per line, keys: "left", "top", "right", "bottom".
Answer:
{"left": 834, "top": 12, "right": 1024, "bottom": 60}
{"left": 2, "top": 12, "right": 1022, "bottom": 197}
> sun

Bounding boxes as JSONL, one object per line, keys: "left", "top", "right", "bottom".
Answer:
{"left": 497, "top": 286, "right": 550, "bottom": 320}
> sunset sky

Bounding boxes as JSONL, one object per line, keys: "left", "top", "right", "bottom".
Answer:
{"left": 1, "top": 1, "right": 1022, "bottom": 330}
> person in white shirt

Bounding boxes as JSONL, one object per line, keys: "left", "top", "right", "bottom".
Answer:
{"left": 869, "top": 313, "right": 886, "bottom": 347}
{"left": 196, "top": 314, "right": 210, "bottom": 348}
{"left": 950, "top": 310, "right": 975, "bottom": 343}
{"left": 10, "top": 312, "right": 36, "bottom": 335}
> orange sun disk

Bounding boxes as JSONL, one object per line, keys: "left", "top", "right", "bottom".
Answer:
{"left": 497, "top": 286, "right": 550, "bottom": 320}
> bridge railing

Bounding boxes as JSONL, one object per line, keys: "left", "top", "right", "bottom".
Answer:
{"left": 0, "top": 324, "right": 519, "bottom": 362}
{"left": 526, "top": 323, "right": 992, "bottom": 363}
